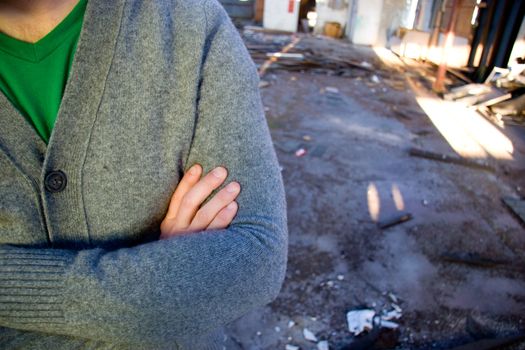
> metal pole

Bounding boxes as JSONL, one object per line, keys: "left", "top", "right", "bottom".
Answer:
{"left": 433, "top": 0, "right": 462, "bottom": 93}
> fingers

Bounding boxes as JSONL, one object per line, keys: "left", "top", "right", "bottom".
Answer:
{"left": 164, "top": 164, "right": 202, "bottom": 220}
{"left": 206, "top": 201, "right": 238, "bottom": 230}
{"left": 173, "top": 166, "right": 228, "bottom": 229}
{"left": 188, "top": 181, "right": 240, "bottom": 231}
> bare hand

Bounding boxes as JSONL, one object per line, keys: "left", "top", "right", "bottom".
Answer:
{"left": 159, "top": 164, "right": 240, "bottom": 239}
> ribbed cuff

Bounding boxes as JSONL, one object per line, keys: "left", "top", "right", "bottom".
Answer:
{"left": 0, "top": 247, "right": 73, "bottom": 325}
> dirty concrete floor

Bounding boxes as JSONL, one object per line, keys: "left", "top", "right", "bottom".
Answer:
{"left": 225, "top": 38, "right": 525, "bottom": 350}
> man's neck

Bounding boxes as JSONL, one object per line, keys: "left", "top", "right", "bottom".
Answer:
{"left": 0, "top": 0, "right": 80, "bottom": 43}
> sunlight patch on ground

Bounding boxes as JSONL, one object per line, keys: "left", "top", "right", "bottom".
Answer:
{"left": 416, "top": 97, "right": 514, "bottom": 160}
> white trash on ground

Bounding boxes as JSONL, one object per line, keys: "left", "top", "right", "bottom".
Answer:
{"left": 303, "top": 328, "right": 318, "bottom": 342}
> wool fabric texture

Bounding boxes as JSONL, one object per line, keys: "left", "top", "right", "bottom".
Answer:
{"left": 0, "top": 0, "right": 288, "bottom": 348}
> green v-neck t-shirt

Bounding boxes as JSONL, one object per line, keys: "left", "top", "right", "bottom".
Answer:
{"left": 0, "top": 0, "right": 87, "bottom": 143}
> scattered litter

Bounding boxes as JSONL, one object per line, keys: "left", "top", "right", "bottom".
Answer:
{"left": 264, "top": 106, "right": 270, "bottom": 112}
{"left": 325, "top": 86, "right": 339, "bottom": 94}
{"left": 326, "top": 280, "right": 334, "bottom": 288}
{"left": 317, "top": 340, "right": 329, "bottom": 350}
{"left": 380, "top": 320, "right": 400, "bottom": 329}
{"left": 422, "top": 199, "right": 429, "bottom": 206}
{"left": 290, "top": 76, "right": 297, "bottom": 81}
{"left": 285, "top": 345, "right": 300, "bottom": 350}
{"left": 287, "top": 336, "right": 293, "bottom": 342}
{"left": 347, "top": 309, "right": 376, "bottom": 335}
{"left": 244, "top": 30, "right": 375, "bottom": 76}
{"left": 302, "top": 135, "right": 312, "bottom": 141}
{"left": 409, "top": 147, "right": 495, "bottom": 172}
{"left": 388, "top": 292, "right": 399, "bottom": 304}
{"left": 266, "top": 52, "right": 305, "bottom": 60}
{"left": 303, "top": 328, "right": 318, "bottom": 342}
{"left": 382, "top": 309, "right": 402, "bottom": 321}
{"left": 444, "top": 83, "right": 511, "bottom": 107}
{"left": 371, "top": 75, "right": 380, "bottom": 84}
{"left": 288, "top": 320, "right": 296, "bottom": 328}
{"left": 502, "top": 197, "right": 525, "bottom": 227}
{"left": 441, "top": 251, "right": 518, "bottom": 270}
{"left": 347, "top": 308, "right": 403, "bottom": 335}
{"left": 310, "top": 316, "right": 318, "bottom": 321}
{"left": 392, "top": 304, "right": 402, "bottom": 313}
{"left": 337, "top": 274, "right": 344, "bottom": 281}
{"left": 256, "top": 331, "right": 262, "bottom": 336}
{"left": 275, "top": 326, "right": 281, "bottom": 332}
{"left": 259, "top": 80, "right": 271, "bottom": 88}
{"left": 378, "top": 212, "right": 413, "bottom": 229}
{"left": 295, "top": 148, "right": 307, "bottom": 157}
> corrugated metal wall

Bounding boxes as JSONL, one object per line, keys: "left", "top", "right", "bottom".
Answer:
{"left": 218, "top": 0, "right": 255, "bottom": 19}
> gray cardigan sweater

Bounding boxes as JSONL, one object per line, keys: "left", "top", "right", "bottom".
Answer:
{"left": 0, "top": 0, "right": 287, "bottom": 348}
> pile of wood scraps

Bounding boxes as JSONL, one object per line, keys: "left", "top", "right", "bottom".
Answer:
{"left": 242, "top": 27, "right": 378, "bottom": 77}
{"left": 444, "top": 66, "right": 525, "bottom": 127}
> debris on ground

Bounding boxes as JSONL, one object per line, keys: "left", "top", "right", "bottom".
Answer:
{"left": 242, "top": 30, "right": 378, "bottom": 77}
{"left": 325, "top": 86, "right": 339, "bottom": 94}
{"left": 377, "top": 212, "right": 413, "bottom": 229}
{"left": 501, "top": 197, "right": 525, "bottom": 226}
{"left": 317, "top": 340, "right": 329, "bottom": 350}
{"left": 443, "top": 83, "right": 511, "bottom": 107}
{"left": 346, "top": 307, "right": 402, "bottom": 336}
{"left": 285, "top": 345, "right": 300, "bottom": 350}
{"left": 408, "top": 147, "right": 495, "bottom": 172}
{"left": 347, "top": 309, "right": 376, "bottom": 336}
{"left": 266, "top": 52, "right": 305, "bottom": 60}
{"left": 303, "top": 328, "right": 318, "bottom": 342}
{"left": 295, "top": 148, "right": 307, "bottom": 157}
{"left": 440, "top": 252, "right": 513, "bottom": 269}
{"left": 295, "top": 148, "right": 306, "bottom": 157}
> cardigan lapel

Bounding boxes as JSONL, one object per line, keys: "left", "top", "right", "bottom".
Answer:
{"left": 0, "top": 0, "right": 125, "bottom": 186}
{"left": 0, "top": 96, "right": 46, "bottom": 185}
{"left": 43, "top": 0, "right": 125, "bottom": 174}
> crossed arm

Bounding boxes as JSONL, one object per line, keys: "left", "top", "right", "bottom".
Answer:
{"left": 160, "top": 164, "right": 240, "bottom": 239}
{"left": 0, "top": 1, "right": 286, "bottom": 345}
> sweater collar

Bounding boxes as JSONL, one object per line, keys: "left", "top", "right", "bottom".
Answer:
{"left": 0, "top": 0, "right": 125, "bottom": 185}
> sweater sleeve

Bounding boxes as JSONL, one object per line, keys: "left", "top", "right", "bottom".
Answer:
{"left": 0, "top": 0, "right": 288, "bottom": 346}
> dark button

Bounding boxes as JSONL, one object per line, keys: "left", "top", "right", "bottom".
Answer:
{"left": 44, "top": 171, "right": 67, "bottom": 193}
